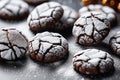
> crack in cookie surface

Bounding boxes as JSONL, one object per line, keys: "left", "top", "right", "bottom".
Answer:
{"left": 28, "top": 2, "right": 63, "bottom": 32}
{"left": 110, "top": 31, "right": 120, "bottom": 55}
{"left": 0, "top": 0, "right": 29, "bottom": 20}
{"left": 73, "top": 49, "right": 114, "bottom": 75}
{"left": 29, "top": 32, "right": 68, "bottom": 62}
{"left": 79, "top": 4, "right": 116, "bottom": 25}
{"left": 73, "top": 11, "right": 110, "bottom": 46}
{"left": 0, "top": 29, "right": 28, "bottom": 60}
{"left": 54, "top": 5, "right": 78, "bottom": 32}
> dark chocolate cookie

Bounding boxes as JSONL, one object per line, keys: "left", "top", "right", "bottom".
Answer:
{"left": 0, "top": 0, "right": 29, "bottom": 20}
{"left": 79, "top": 5, "right": 117, "bottom": 25}
{"left": 27, "top": 2, "right": 64, "bottom": 32}
{"left": 24, "top": 0, "right": 49, "bottom": 5}
{"left": 53, "top": 5, "right": 78, "bottom": 32}
{"left": 73, "top": 49, "right": 114, "bottom": 75}
{"left": 29, "top": 31, "right": 68, "bottom": 63}
{"left": 110, "top": 31, "right": 120, "bottom": 55}
{"left": 72, "top": 11, "right": 110, "bottom": 46}
{"left": 0, "top": 28, "right": 28, "bottom": 60}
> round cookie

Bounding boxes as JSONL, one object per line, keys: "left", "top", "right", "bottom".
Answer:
{"left": 24, "top": 0, "right": 49, "bottom": 5}
{"left": 0, "top": 28, "right": 28, "bottom": 61}
{"left": 73, "top": 49, "right": 114, "bottom": 75}
{"left": 109, "top": 31, "right": 120, "bottom": 55}
{"left": 27, "top": 2, "right": 64, "bottom": 32}
{"left": 53, "top": 5, "right": 78, "bottom": 32}
{"left": 0, "top": 0, "right": 29, "bottom": 20}
{"left": 79, "top": 5, "right": 117, "bottom": 25}
{"left": 29, "top": 31, "right": 68, "bottom": 63}
{"left": 72, "top": 11, "right": 110, "bottom": 46}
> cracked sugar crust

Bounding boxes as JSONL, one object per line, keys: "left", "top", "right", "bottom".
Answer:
{"left": 27, "top": 2, "right": 64, "bottom": 32}
{"left": 72, "top": 11, "right": 110, "bottom": 46}
{"left": 0, "top": 0, "right": 29, "bottom": 20}
{"left": 0, "top": 28, "right": 28, "bottom": 60}
{"left": 110, "top": 31, "right": 120, "bottom": 55}
{"left": 24, "top": 0, "right": 49, "bottom": 5}
{"left": 79, "top": 5, "right": 117, "bottom": 25}
{"left": 29, "top": 31, "right": 68, "bottom": 63}
{"left": 73, "top": 49, "right": 114, "bottom": 75}
{"left": 54, "top": 5, "right": 78, "bottom": 32}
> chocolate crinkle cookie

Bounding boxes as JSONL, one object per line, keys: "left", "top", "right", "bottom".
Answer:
{"left": 29, "top": 31, "right": 68, "bottom": 63}
{"left": 0, "top": 0, "right": 29, "bottom": 20}
{"left": 24, "top": 0, "right": 49, "bottom": 5}
{"left": 110, "top": 31, "right": 120, "bottom": 55}
{"left": 72, "top": 11, "right": 110, "bottom": 46}
{"left": 27, "top": 2, "right": 64, "bottom": 32}
{"left": 73, "top": 49, "right": 114, "bottom": 75}
{"left": 79, "top": 5, "right": 117, "bottom": 25}
{"left": 53, "top": 5, "right": 78, "bottom": 32}
{"left": 0, "top": 28, "right": 28, "bottom": 61}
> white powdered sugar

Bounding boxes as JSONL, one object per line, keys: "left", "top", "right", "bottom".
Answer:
{"left": 73, "top": 11, "right": 110, "bottom": 46}
{"left": 73, "top": 49, "right": 114, "bottom": 75}
{"left": 0, "top": 0, "right": 29, "bottom": 19}
{"left": 29, "top": 31, "right": 68, "bottom": 62}
{"left": 79, "top": 4, "right": 116, "bottom": 24}
{"left": 0, "top": 28, "right": 28, "bottom": 60}
{"left": 28, "top": 2, "right": 63, "bottom": 32}
{"left": 110, "top": 31, "right": 120, "bottom": 55}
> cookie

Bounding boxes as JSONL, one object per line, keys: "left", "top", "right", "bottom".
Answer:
{"left": 53, "top": 5, "right": 78, "bottom": 32}
{"left": 82, "top": 0, "right": 98, "bottom": 6}
{"left": 29, "top": 31, "right": 68, "bottom": 63}
{"left": 27, "top": 2, "right": 64, "bottom": 32}
{"left": 72, "top": 11, "right": 110, "bottom": 46}
{"left": 79, "top": 5, "right": 117, "bottom": 25}
{"left": 0, "top": 28, "right": 28, "bottom": 61}
{"left": 73, "top": 49, "right": 114, "bottom": 75}
{"left": 24, "top": 0, "right": 49, "bottom": 5}
{"left": 109, "top": 31, "right": 120, "bottom": 55}
{"left": 0, "top": 0, "right": 29, "bottom": 20}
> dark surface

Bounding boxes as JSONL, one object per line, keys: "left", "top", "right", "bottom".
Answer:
{"left": 0, "top": 0, "right": 120, "bottom": 80}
